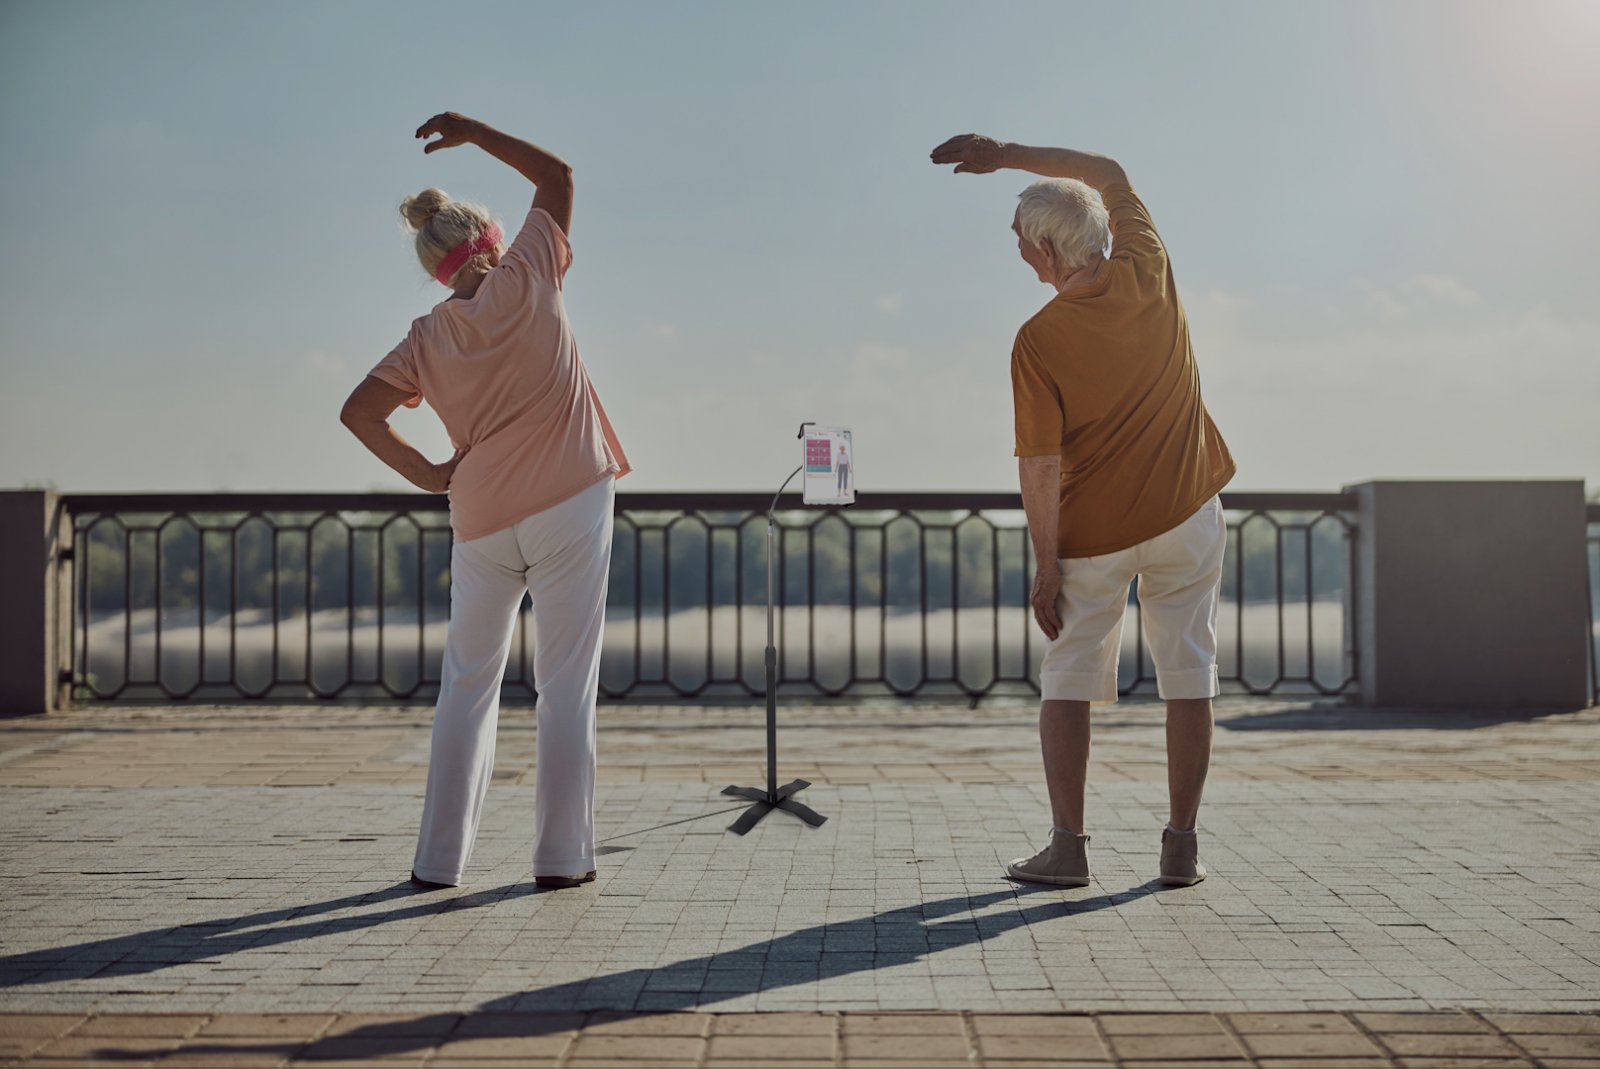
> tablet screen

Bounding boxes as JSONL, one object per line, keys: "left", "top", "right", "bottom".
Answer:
{"left": 802, "top": 425, "right": 854, "bottom": 506}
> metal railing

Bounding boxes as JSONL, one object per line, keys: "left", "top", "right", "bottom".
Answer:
{"left": 61, "top": 491, "right": 1360, "bottom": 704}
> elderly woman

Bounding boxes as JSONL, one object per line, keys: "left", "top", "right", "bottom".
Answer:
{"left": 341, "top": 113, "right": 629, "bottom": 890}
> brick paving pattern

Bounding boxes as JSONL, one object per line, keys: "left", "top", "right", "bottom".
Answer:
{"left": 1, "top": 699, "right": 1597, "bottom": 1065}
{"left": 3, "top": 1009, "right": 1599, "bottom": 1066}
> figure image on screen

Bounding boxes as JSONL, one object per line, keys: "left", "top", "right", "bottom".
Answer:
{"left": 802, "top": 426, "right": 854, "bottom": 505}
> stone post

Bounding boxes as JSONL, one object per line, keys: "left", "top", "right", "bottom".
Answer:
{"left": 1347, "top": 480, "right": 1590, "bottom": 709}
{"left": 0, "top": 490, "right": 73, "bottom": 714}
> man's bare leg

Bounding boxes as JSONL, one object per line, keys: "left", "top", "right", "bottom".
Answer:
{"left": 1041, "top": 699, "right": 1091, "bottom": 833}
{"left": 1165, "top": 697, "right": 1213, "bottom": 830}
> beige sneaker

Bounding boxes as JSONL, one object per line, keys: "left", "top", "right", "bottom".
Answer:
{"left": 1006, "top": 829, "right": 1091, "bottom": 887}
{"left": 1159, "top": 829, "right": 1206, "bottom": 886}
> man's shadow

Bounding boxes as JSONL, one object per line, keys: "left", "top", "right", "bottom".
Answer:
{"left": 21, "top": 879, "right": 1164, "bottom": 1061}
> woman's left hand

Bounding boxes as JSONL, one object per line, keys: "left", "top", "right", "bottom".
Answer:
{"left": 423, "top": 447, "right": 469, "bottom": 494}
{"left": 416, "top": 113, "right": 481, "bottom": 154}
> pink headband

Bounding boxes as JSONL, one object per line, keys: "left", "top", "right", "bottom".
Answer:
{"left": 435, "top": 222, "right": 504, "bottom": 285}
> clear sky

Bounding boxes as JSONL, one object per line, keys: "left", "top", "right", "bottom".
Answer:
{"left": 2, "top": 0, "right": 1596, "bottom": 495}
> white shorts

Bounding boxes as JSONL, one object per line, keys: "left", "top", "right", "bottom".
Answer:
{"left": 1040, "top": 496, "right": 1225, "bottom": 704}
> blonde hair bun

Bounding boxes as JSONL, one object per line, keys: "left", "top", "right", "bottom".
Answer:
{"left": 399, "top": 187, "right": 452, "bottom": 233}
{"left": 398, "top": 188, "right": 503, "bottom": 285}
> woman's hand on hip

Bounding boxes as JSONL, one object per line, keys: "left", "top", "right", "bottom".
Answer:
{"left": 416, "top": 113, "right": 482, "bottom": 154}
{"left": 422, "top": 447, "right": 469, "bottom": 494}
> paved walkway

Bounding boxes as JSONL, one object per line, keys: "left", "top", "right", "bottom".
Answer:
{"left": 1, "top": 698, "right": 1597, "bottom": 1066}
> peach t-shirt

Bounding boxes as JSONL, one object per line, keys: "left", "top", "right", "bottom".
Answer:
{"left": 369, "top": 208, "right": 630, "bottom": 542}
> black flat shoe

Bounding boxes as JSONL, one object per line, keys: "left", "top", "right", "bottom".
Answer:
{"left": 535, "top": 870, "right": 596, "bottom": 889}
{"left": 410, "top": 870, "right": 453, "bottom": 889}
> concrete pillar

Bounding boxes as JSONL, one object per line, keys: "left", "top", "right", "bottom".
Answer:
{"left": 0, "top": 490, "right": 73, "bottom": 714}
{"left": 1347, "top": 480, "right": 1590, "bottom": 709}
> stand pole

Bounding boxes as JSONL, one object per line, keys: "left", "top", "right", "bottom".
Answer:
{"left": 722, "top": 464, "right": 828, "bottom": 835}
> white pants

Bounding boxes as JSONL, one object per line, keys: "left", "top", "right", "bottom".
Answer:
{"left": 1040, "top": 496, "right": 1226, "bottom": 704}
{"left": 412, "top": 476, "right": 614, "bottom": 883}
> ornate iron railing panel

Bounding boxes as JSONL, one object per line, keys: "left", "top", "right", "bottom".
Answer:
{"left": 61, "top": 491, "right": 1360, "bottom": 703}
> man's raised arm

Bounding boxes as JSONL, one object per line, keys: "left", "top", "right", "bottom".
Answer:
{"left": 930, "top": 134, "right": 1127, "bottom": 191}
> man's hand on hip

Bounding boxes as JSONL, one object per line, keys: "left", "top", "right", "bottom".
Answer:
{"left": 1031, "top": 561, "right": 1064, "bottom": 641}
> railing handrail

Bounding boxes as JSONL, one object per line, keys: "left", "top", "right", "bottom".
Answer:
{"left": 60, "top": 490, "right": 1364, "bottom": 513}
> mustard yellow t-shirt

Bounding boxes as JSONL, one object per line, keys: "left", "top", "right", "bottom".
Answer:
{"left": 1012, "top": 183, "right": 1234, "bottom": 559}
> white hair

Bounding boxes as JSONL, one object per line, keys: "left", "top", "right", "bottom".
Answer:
{"left": 1015, "top": 178, "right": 1110, "bottom": 269}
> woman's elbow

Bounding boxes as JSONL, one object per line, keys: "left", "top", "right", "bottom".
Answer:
{"left": 339, "top": 398, "right": 367, "bottom": 432}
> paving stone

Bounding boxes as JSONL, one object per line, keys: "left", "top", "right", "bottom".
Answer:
{"left": 285, "top": 1060, "right": 426, "bottom": 1068}
{"left": 29, "top": 1034, "right": 183, "bottom": 1057}
{"left": 449, "top": 1011, "right": 582, "bottom": 1037}
{"left": 1118, "top": 1061, "right": 1250, "bottom": 1068}
{"left": 1505, "top": 1033, "right": 1600, "bottom": 1057}
{"left": 1099, "top": 1012, "right": 1228, "bottom": 1034}
{"left": 1240, "top": 1031, "right": 1388, "bottom": 1057}
{"left": 706, "top": 1033, "right": 835, "bottom": 1059}
{"left": 72, "top": 1014, "right": 209, "bottom": 1038}
{"left": 838, "top": 1013, "right": 967, "bottom": 1035}
{"left": 1255, "top": 1060, "right": 1389, "bottom": 1069}
{"left": 1482, "top": 1012, "right": 1600, "bottom": 1033}
{"left": 839, "top": 1032, "right": 972, "bottom": 1059}
{"left": 1381, "top": 1031, "right": 1527, "bottom": 1057}
{"left": 158, "top": 1050, "right": 294, "bottom": 1068}
{"left": 977, "top": 1033, "right": 1109, "bottom": 1059}
{"left": 1390, "top": 1060, "right": 1535, "bottom": 1069}
{"left": 969, "top": 1013, "right": 1099, "bottom": 1035}
{"left": 0, "top": 1015, "right": 85, "bottom": 1038}
{"left": 1108, "top": 1031, "right": 1249, "bottom": 1059}
{"left": 432, "top": 1033, "right": 573, "bottom": 1057}
{"left": 563, "top": 1033, "right": 706, "bottom": 1059}
{"left": 1354, "top": 1011, "right": 1493, "bottom": 1032}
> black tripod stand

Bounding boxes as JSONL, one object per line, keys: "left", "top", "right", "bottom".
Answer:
{"left": 721, "top": 462, "right": 828, "bottom": 835}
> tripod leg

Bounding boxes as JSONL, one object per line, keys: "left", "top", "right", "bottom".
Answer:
{"left": 721, "top": 785, "right": 770, "bottom": 803}
{"left": 773, "top": 778, "right": 812, "bottom": 801}
{"left": 727, "top": 800, "right": 774, "bottom": 836}
{"left": 774, "top": 796, "right": 827, "bottom": 827}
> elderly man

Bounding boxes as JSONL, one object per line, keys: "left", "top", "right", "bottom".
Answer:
{"left": 932, "top": 135, "right": 1235, "bottom": 888}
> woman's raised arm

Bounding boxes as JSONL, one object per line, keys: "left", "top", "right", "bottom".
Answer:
{"left": 416, "top": 113, "right": 574, "bottom": 235}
